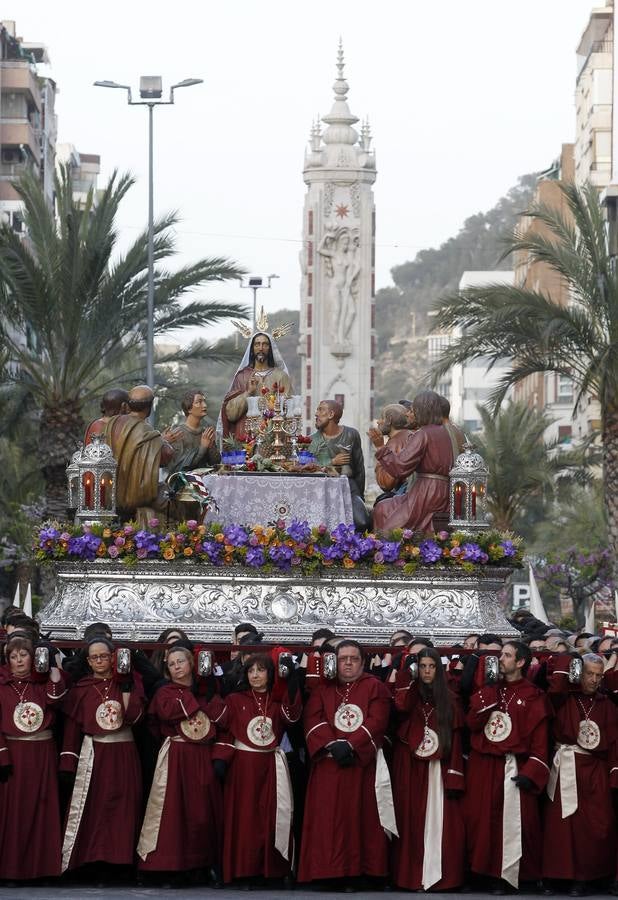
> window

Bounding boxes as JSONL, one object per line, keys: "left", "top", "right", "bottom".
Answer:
{"left": 557, "top": 375, "right": 574, "bottom": 402}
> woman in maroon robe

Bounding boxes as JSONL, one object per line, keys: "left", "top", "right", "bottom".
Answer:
{"left": 391, "top": 647, "right": 466, "bottom": 891}
{"left": 137, "top": 644, "right": 226, "bottom": 881}
{"left": 60, "top": 637, "right": 145, "bottom": 874}
{"left": 0, "top": 635, "right": 66, "bottom": 881}
{"left": 214, "top": 652, "right": 301, "bottom": 885}
{"left": 372, "top": 390, "right": 454, "bottom": 534}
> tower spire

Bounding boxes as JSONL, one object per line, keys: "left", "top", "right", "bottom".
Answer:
{"left": 321, "top": 39, "right": 358, "bottom": 146}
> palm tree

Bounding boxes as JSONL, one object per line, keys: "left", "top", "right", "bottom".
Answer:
{"left": 472, "top": 402, "right": 557, "bottom": 531}
{"left": 429, "top": 181, "right": 618, "bottom": 579}
{"left": 0, "top": 165, "right": 247, "bottom": 516}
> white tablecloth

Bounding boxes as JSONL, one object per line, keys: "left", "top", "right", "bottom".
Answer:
{"left": 201, "top": 473, "right": 353, "bottom": 530}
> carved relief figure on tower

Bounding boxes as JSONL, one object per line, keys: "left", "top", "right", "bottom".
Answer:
{"left": 317, "top": 225, "right": 361, "bottom": 348}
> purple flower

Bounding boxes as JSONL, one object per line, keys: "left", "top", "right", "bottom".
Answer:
{"left": 114, "top": 536, "right": 126, "bottom": 547}
{"left": 223, "top": 524, "right": 249, "bottom": 546}
{"left": 67, "top": 534, "right": 102, "bottom": 561}
{"left": 437, "top": 530, "right": 449, "bottom": 541}
{"left": 248, "top": 533, "right": 260, "bottom": 547}
{"left": 123, "top": 525, "right": 135, "bottom": 535}
{"left": 136, "top": 547, "right": 148, "bottom": 559}
{"left": 203, "top": 541, "right": 224, "bottom": 565}
{"left": 402, "top": 529, "right": 413, "bottom": 540}
{"left": 60, "top": 532, "right": 71, "bottom": 542}
{"left": 186, "top": 519, "right": 198, "bottom": 531}
{"left": 317, "top": 524, "right": 328, "bottom": 535}
{"left": 500, "top": 540, "right": 516, "bottom": 558}
{"left": 246, "top": 546, "right": 265, "bottom": 567}
{"left": 380, "top": 541, "right": 401, "bottom": 564}
{"left": 374, "top": 551, "right": 385, "bottom": 564}
{"left": 449, "top": 546, "right": 461, "bottom": 558}
{"left": 320, "top": 544, "right": 345, "bottom": 562}
{"left": 419, "top": 540, "right": 442, "bottom": 564}
{"left": 461, "top": 542, "right": 483, "bottom": 563}
{"left": 134, "top": 529, "right": 160, "bottom": 557}
{"left": 107, "top": 545, "right": 119, "bottom": 559}
{"left": 39, "top": 527, "right": 60, "bottom": 546}
{"left": 269, "top": 544, "right": 295, "bottom": 570}
{"left": 286, "top": 520, "right": 312, "bottom": 543}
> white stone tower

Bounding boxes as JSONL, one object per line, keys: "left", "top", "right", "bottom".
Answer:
{"left": 299, "top": 42, "right": 377, "bottom": 467}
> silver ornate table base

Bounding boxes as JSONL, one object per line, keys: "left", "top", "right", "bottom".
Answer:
{"left": 38, "top": 561, "right": 517, "bottom": 643}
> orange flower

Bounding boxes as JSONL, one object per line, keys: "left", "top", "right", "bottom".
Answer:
{"left": 215, "top": 533, "right": 225, "bottom": 543}
{"left": 102, "top": 528, "right": 112, "bottom": 538}
{"left": 96, "top": 543, "right": 107, "bottom": 557}
{"left": 410, "top": 546, "right": 420, "bottom": 557}
{"left": 183, "top": 547, "right": 193, "bottom": 557}
{"left": 343, "top": 556, "right": 355, "bottom": 569}
{"left": 163, "top": 547, "right": 175, "bottom": 560}
{"left": 305, "top": 544, "right": 315, "bottom": 556}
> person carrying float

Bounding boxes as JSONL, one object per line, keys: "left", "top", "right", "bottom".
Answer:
{"left": 297, "top": 639, "right": 397, "bottom": 888}
{"left": 542, "top": 653, "right": 618, "bottom": 895}
{"left": 465, "top": 640, "right": 550, "bottom": 893}
{"left": 0, "top": 634, "right": 66, "bottom": 882}
{"left": 391, "top": 646, "right": 466, "bottom": 891}
{"left": 213, "top": 649, "right": 300, "bottom": 886}
{"left": 60, "top": 637, "right": 145, "bottom": 875}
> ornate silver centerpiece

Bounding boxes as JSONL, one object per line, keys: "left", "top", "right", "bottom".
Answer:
{"left": 39, "top": 561, "right": 516, "bottom": 643}
{"left": 449, "top": 444, "right": 490, "bottom": 531}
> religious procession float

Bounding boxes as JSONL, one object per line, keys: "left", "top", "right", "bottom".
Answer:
{"left": 36, "top": 317, "right": 520, "bottom": 643}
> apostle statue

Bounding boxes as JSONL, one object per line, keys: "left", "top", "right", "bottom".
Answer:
{"left": 219, "top": 309, "right": 293, "bottom": 439}
{"left": 167, "top": 388, "right": 221, "bottom": 474}
{"left": 106, "top": 385, "right": 178, "bottom": 521}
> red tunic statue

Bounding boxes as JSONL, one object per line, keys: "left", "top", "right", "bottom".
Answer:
{"left": 297, "top": 672, "right": 395, "bottom": 883}
{"left": 137, "top": 683, "right": 227, "bottom": 873}
{"left": 542, "top": 664, "right": 618, "bottom": 882}
{"left": 465, "top": 678, "right": 550, "bottom": 887}
{"left": 373, "top": 424, "right": 453, "bottom": 533}
{"left": 60, "top": 673, "right": 145, "bottom": 872}
{"left": 213, "top": 685, "right": 301, "bottom": 883}
{"left": 391, "top": 670, "right": 466, "bottom": 891}
{"left": 0, "top": 670, "right": 66, "bottom": 880}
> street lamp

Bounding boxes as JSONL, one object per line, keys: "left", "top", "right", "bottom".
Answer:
{"left": 94, "top": 75, "right": 204, "bottom": 403}
{"left": 241, "top": 274, "right": 279, "bottom": 331}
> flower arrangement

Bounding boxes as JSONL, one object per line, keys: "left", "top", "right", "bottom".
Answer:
{"left": 35, "top": 520, "right": 523, "bottom": 575}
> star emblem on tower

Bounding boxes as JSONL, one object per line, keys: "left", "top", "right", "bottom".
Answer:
{"left": 335, "top": 203, "right": 349, "bottom": 219}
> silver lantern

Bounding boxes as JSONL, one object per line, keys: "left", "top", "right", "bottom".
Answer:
{"left": 69, "top": 434, "right": 118, "bottom": 524}
{"left": 448, "top": 443, "right": 489, "bottom": 531}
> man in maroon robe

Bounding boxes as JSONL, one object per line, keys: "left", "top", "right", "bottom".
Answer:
{"left": 371, "top": 391, "right": 454, "bottom": 534}
{"left": 542, "top": 653, "right": 618, "bottom": 894}
{"left": 297, "top": 640, "right": 397, "bottom": 888}
{"left": 465, "top": 640, "right": 550, "bottom": 892}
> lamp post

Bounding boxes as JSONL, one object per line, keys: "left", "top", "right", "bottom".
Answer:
{"left": 94, "top": 76, "right": 203, "bottom": 400}
{"left": 241, "top": 274, "right": 279, "bottom": 331}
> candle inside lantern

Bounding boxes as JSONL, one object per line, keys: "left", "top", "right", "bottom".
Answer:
{"left": 100, "top": 476, "right": 108, "bottom": 508}
{"left": 472, "top": 485, "right": 477, "bottom": 518}
{"left": 454, "top": 483, "right": 464, "bottom": 518}
{"left": 83, "top": 473, "right": 93, "bottom": 508}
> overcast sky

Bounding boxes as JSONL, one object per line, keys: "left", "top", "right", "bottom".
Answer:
{"left": 6, "top": 0, "right": 597, "bottom": 341}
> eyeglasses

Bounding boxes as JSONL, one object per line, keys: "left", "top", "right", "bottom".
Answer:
{"left": 88, "top": 653, "right": 111, "bottom": 662}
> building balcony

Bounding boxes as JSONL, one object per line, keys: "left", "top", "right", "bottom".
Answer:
{"left": 0, "top": 62, "right": 41, "bottom": 111}
{"left": 0, "top": 121, "right": 39, "bottom": 160}
{"left": 577, "top": 41, "right": 613, "bottom": 84}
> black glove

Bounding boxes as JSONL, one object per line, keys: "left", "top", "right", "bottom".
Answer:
{"left": 213, "top": 759, "right": 227, "bottom": 783}
{"left": 511, "top": 775, "right": 534, "bottom": 792}
{"left": 0, "top": 764, "right": 13, "bottom": 783}
{"left": 329, "top": 740, "right": 354, "bottom": 767}
{"left": 403, "top": 652, "right": 418, "bottom": 671}
{"left": 391, "top": 652, "right": 403, "bottom": 671}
